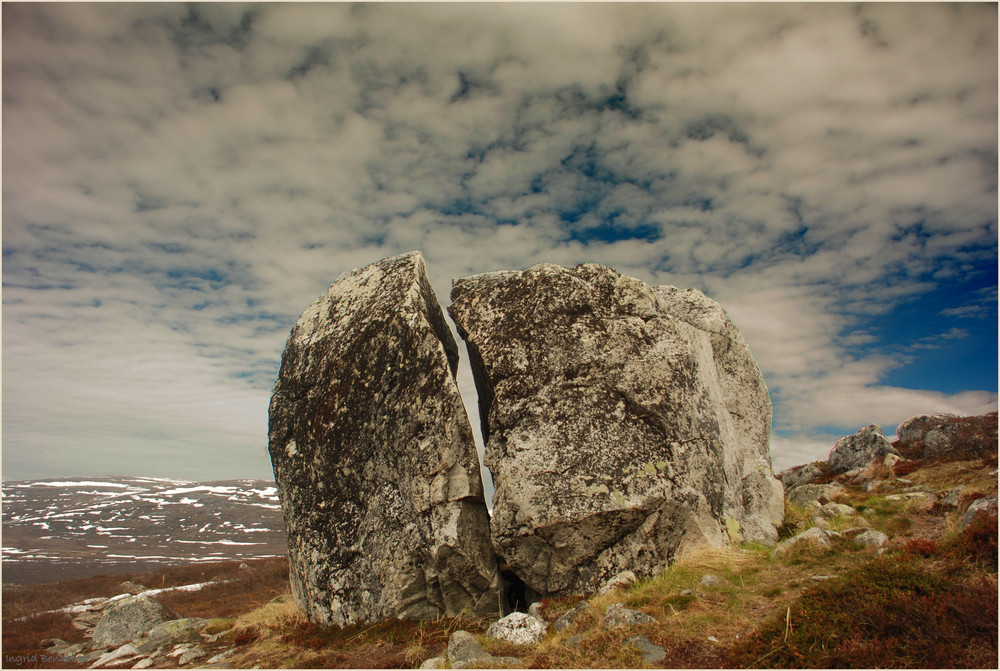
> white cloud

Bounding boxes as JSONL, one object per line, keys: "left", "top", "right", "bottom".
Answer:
{"left": 2, "top": 3, "right": 996, "bottom": 480}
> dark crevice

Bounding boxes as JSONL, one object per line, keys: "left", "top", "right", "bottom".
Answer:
{"left": 499, "top": 564, "right": 541, "bottom": 614}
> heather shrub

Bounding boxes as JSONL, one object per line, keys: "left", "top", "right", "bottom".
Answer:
{"left": 902, "top": 537, "right": 940, "bottom": 558}
{"left": 944, "top": 513, "right": 998, "bottom": 567}
{"left": 892, "top": 457, "right": 924, "bottom": 477}
{"left": 1, "top": 611, "right": 83, "bottom": 669}
{"left": 728, "top": 557, "right": 997, "bottom": 668}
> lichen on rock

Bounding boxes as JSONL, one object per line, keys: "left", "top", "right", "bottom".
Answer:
{"left": 449, "top": 261, "right": 783, "bottom": 598}
{"left": 268, "top": 251, "right": 500, "bottom": 626}
{"left": 828, "top": 425, "right": 898, "bottom": 474}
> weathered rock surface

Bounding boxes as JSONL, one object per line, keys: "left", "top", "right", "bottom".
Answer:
{"left": 818, "top": 502, "right": 856, "bottom": 518}
{"left": 700, "top": 574, "right": 725, "bottom": 588}
{"left": 896, "top": 412, "right": 998, "bottom": 459}
{"left": 786, "top": 483, "right": 845, "bottom": 508}
{"left": 134, "top": 617, "right": 207, "bottom": 653}
{"left": 88, "top": 643, "right": 141, "bottom": 668}
{"left": 448, "top": 630, "right": 490, "bottom": 664}
{"left": 853, "top": 530, "right": 889, "bottom": 548}
{"left": 486, "top": 612, "right": 548, "bottom": 645}
{"left": 828, "top": 425, "right": 898, "bottom": 474}
{"left": 599, "top": 570, "right": 638, "bottom": 594}
{"left": 449, "top": 262, "right": 783, "bottom": 597}
{"left": 603, "top": 603, "right": 657, "bottom": 629}
{"left": 773, "top": 527, "right": 838, "bottom": 555}
{"left": 779, "top": 463, "right": 824, "bottom": 490}
{"left": 896, "top": 414, "right": 955, "bottom": 444}
{"left": 91, "top": 596, "right": 178, "bottom": 649}
{"left": 268, "top": 251, "right": 499, "bottom": 626}
{"left": 625, "top": 635, "right": 666, "bottom": 663}
{"left": 552, "top": 600, "right": 590, "bottom": 633}
{"left": 960, "top": 496, "right": 998, "bottom": 530}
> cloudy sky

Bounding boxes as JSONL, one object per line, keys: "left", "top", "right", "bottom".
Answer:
{"left": 3, "top": 2, "right": 997, "bottom": 484}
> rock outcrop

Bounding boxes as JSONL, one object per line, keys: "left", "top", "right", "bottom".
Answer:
{"left": 895, "top": 412, "right": 998, "bottom": 459}
{"left": 828, "top": 425, "right": 898, "bottom": 474}
{"left": 268, "top": 251, "right": 500, "bottom": 626}
{"left": 896, "top": 414, "right": 955, "bottom": 444}
{"left": 449, "top": 262, "right": 783, "bottom": 597}
{"left": 91, "top": 596, "right": 178, "bottom": 649}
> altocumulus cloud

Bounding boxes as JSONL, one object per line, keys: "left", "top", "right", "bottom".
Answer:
{"left": 3, "top": 3, "right": 997, "bottom": 479}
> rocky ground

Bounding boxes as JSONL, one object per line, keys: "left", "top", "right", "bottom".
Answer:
{"left": 2, "top": 413, "right": 997, "bottom": 668}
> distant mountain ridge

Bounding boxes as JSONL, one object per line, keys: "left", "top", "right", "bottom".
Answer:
{"left": 1, "top": 476, "right": 287, "bottom": 584}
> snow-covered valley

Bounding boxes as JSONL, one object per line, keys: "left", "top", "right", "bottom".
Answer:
{"left": 1, "top": 476, "right": 287, "bottom": 584}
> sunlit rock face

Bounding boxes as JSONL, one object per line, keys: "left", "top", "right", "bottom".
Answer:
{"left": 449, "top": 262, "right": 783, "bottom": 597}
{"left": 268, "top": 251, "right": 500, "bottom": 627}
{"left": 827, "top": 424, "right": 898, "bottom": 474}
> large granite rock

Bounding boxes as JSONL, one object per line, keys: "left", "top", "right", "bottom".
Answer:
{"left": 449, "top": 262, "right": 783, "bottom": 597}
{"left": 268, "top": 251, "right": 500, "bottom": 626}
{"left": 896, "top": 414, "right": 954, "bottom": 444}
{"left": 896, "top": 412, "right": 998, "bottom": 459}
{"left": 828, "top": 425, "right": 898, "bottom": 473}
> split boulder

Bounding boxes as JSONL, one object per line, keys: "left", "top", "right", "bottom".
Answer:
{"left": 449, "top": 262, "right": 783, "bottom": 597}
{"left": 268, "top": 251, "right": 500, "bottom": 626}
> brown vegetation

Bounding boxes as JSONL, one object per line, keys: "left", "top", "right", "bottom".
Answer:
{"left": 3, "top": 426, "right": 996, "bottom": 669}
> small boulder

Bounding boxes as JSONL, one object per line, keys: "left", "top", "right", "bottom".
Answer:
{"left": 818, "top": 502, "right": 856, "bottom": 518}
{"left": 625, "top": 635, "right": 666, "bottom": 664}
{"left": 527, "top": 602, "right": 544, "bottom": 620}
{"left": 885, "top": 492, "right": 937, "bottom": 508}
{"left": 960, "top": 497, "right": 998, "bottom": 530}
{"left": 810, "top": 516, "right": 831, "bottom": 530}
{"left": 599, "top": 571, "right": 637, "bottom": 594}
{"left": 118, "top": 581, "right": 147, "bottom": 595}
{"left": 602, "top": 603, "right": 656, "bottom": 629}
{"left": 178, "top": 645, "right": 207, "bottom": 665}
{"left": 699, "top": 574, "right": 725, "bottom": 588}
{"left": 779, "top": 463, "right": 824, "bottom": 489}
{"left": 849, "top": 516, "right": 872, "bottom": 529}
{"left": 773, "top": 527, "right": 833, "bottom": 555}
{"left": 92, "top": 596, "right": 179, "bottom": 649}
{"left": 448, "top": 630, "right": 490, "bottom": 664}
{"left": 205, "top": 650, "right": 236, "bottom": 665}
{"left": 786, "top": 483, "right": 845, "bottom": 508}
{"left": 420, "top": 657, "right": 446, "bottom": 669}
{"left": 942, "top": 487, "right": 964, "bottom": 508}
{"left": 88, "top": 643, "right": 141, "bottom": 669}
{"left": 853, "top": 530, "right": 889, "bottom": 548}
{"left": 828, "top": 425, "right": 898, "bottom": 474}
{"left": 486, "top": 612, "right": 547, "bottom": 646}
{"left": 552, "top": 600, "right": 590, "bottom": 633}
